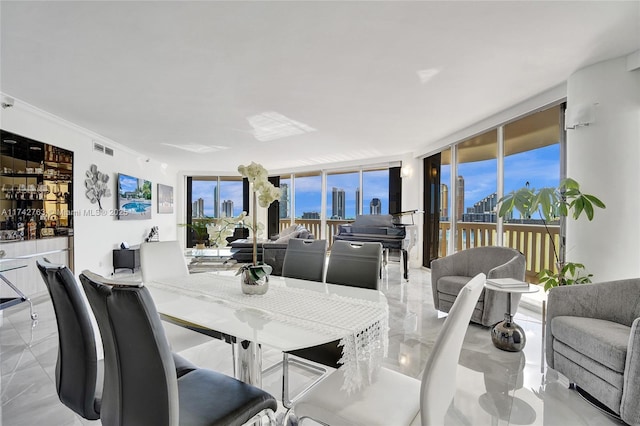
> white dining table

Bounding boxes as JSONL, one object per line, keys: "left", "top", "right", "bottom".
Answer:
{"left": 145, "top": 271, "right": 389, "bottom": 392}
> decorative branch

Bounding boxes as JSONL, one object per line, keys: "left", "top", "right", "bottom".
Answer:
{"left": 84, "top": 164, "right": 111, "bottom": 210}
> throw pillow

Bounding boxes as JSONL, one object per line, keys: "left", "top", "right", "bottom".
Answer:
{"left": 273, "top": 231, "right": 300, "bottom": 244}
{"left": 279, "top": 224, "right": 299, "bottom": 237}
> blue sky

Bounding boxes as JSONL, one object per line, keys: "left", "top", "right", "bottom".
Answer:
{"left": 119, "top": 173, "right": 143, "bottom": 193}
{"left": 192, "top": 170, "right": 389, "bottom": 220}
{"left": 441, "top": 144, "right": 560, "bottom": 213}
{"left": 191, "top": 145, "right": 559, "bottom": 220}
{"left": 284, "top": 170, "right": 389, "bottom": 219}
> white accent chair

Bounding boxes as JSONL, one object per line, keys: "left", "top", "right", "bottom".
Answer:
{"left": 140, "top": 240, "right": 189, "bottom": 282}
{"left": 287, "top": 272, "right": 486, "bottom": 426}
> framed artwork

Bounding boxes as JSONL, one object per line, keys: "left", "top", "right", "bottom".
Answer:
{"left": 157, "top": 183, "right": 174, "bottom": 214}
{"left": 117, "top": 173, "right": 152, "bottom": 220}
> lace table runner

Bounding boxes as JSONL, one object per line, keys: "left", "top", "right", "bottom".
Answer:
{"left": 149, "top": 273, "right": 389, "bottom": 393}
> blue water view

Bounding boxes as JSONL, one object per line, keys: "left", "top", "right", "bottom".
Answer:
{"left": 121, "top": 201, "right": 151, "bottom": 213}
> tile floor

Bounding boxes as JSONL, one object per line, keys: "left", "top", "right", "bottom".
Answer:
{"left": 0, "top": 262, "right": 626, "bottom": 426}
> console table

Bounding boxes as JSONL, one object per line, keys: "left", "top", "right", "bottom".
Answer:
{"left": 113, "top": 246, "right": 140, "bottom": 273}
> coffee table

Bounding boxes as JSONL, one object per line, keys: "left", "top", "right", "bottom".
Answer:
{"left": 485, "top": 279, "right": 539, "bottom": 352}
{"left": 185, "top": 247, "right": 234, "bottom": 272}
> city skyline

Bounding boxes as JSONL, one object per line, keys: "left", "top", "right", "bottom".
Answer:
{"left": 440, "top": 143, "right": 560, "bottom": 221}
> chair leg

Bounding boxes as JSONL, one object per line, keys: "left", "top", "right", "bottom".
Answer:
{"left": 283, "top": 352, "right": 292, "bottom": 408}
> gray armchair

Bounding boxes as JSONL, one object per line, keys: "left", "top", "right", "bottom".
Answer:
{"left": 431, "top": 246, "right": 526, "bottom": 326}
{"left": 546, "top": 278, "right": 640, "bottom": 425}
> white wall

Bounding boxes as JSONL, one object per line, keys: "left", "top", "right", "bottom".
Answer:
{"left": 0, "top": 99, "right": 179, "bottom": 284}
{"left": 399, "top": 154, "right": 423, "bottom": 268}
{"left": 566, "top": 54, "right": 640, "bottom": 281}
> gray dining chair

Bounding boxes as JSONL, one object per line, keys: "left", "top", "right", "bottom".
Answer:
{"left": 36, "top": 258, "right": 102, "bottom": 420}
{"left": 79, "top": 270, "right": 278, "bottom": 426}
{"left": 270, "top": 239, "right": 328, "bottom": 407}
{"left": 325, "top": 240, "right": 383, "bottom": 287}
{"left": 282, "top": 238, "right": 327, "bottom": 282}
{"left": 278, "top": 240, "right": 382, "bottom": 407}
{"left": 287, "top": 273, "right": 486, "bottom": 426}
{"left": 36, "top": 259, "right": 197, "bottom": 422}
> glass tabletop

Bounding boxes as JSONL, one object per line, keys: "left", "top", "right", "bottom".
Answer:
{"left": 0, "top": 261, "right": 28, "bottom": 273}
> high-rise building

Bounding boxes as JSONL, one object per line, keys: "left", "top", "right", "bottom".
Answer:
{"left": 440, "top": 183, "right": 449, "bottom": 220}
{"left": 456, "top": 176, "right": 465, "bottom": 221}
{"left": 461, "top": 192, "right": 509, "bottom": 223}
{"left": 279, "top": 183, "right": 289, "bottom": 218}
{"left": 302, "top": 211, "right": 320, "bottom": 219}
{"left": 192, "top": 198, "right": 204, "bottom": 218}
{"left": 355, "top": 187, "right": 361, "bottom": 216}
{"left": 213, "top": 185, "right": 219, "bottom": 218}
{"left": 221, "top": 199, "right": 234, "bottom": 217}
{"left": 332, "top": 187, "right": 346, "bottom": 219}
{"left": 370, "top": 198, "right": 381, "bottom": 214}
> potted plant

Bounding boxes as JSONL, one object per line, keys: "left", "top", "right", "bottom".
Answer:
{"left": 180, "top": 217, "right": 214, "bottom": 249}
{"left": 235, "top": 162, "right": 281, "bottom": 294}
{"left": 498, "top": 178, "right": 605, "bottom": 290}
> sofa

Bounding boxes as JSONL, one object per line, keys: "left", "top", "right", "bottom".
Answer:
{"left": 546, "top": 278, "right": 640, "bottom": 425}
{"left": 430, "top": 246, "right": 526, "bottom": 327}
{"left": 229, "top": 224, "right": 314, "bottom": 275}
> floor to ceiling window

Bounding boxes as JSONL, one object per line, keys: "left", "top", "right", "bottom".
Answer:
{"left": 438, "top": 148, "right": 451, "bottom": 257}
{"left": 503, "top": 105, "right": 562, "bottom": 278}
{"left": 277, "top": 165, "right": 397, "bottom": 245}
{"left": 186, "top": 176, "right": 244, "bottom": 247}
{"left": 326, "top": 171, "right": 359, "bottom": 220}
{"left": 457, "top": 129, "right": 498, "bottom": 249}
{"left": 432, "top": 103, "right": 562, "bottom": 281}
{"left": 362, "top": 169, "right": 390, "bottom": 215}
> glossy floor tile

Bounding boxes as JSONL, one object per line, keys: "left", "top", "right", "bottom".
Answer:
{"left": 0, "top": 263, "right": 626, "bottom": 425}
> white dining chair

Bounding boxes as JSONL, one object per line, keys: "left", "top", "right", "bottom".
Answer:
{"left": 287, "top": 272, "right": 486, "bottom": 426}
{"left": 140, "top": 240, "right": 189, "bottom": 282}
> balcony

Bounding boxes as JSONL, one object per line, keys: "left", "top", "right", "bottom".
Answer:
{"left": 278, "top": 218, "right": 352, "bottom": 247}
{"left": 440, "top": 221, "right": 559, "bottom": 283}
{"left": 278, "top": 219, "right": 558, "bottom": 283}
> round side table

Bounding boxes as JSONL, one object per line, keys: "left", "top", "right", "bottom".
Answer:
{"left": 485, "top": 281, "right": 540, "bottom": 352}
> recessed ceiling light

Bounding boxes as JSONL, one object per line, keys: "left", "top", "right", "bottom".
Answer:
{"left": 247, "top": 111, "right": 316, "bottom": 142}
{"left": 4, "top": 139, "right": 17, "bottom": 144}
{"left": 162, "top": 143, "right": 229, "bottom": 153}
{"left": 30, "top": 146, "right": 42, "bottom": 151}
{"left": 417, "top": 68, "right": 441, "bottom": 84}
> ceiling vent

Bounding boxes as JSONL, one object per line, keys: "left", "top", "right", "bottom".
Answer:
{"left": 93, "top": 141, "right": 114, "bottom": 156}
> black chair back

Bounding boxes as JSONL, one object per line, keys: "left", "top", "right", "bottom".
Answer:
{"left": 79, "top": 270, "right": 179, "bottom": 426}
{"left": 36, "top": 259, "right": 101, "bottom": 420}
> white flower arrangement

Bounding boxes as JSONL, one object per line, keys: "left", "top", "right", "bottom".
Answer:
{"left": 237, "top": 162, "right": 281, "bottom": 265}
{"left": 206, "top": 212, "right": 247, "bottom": 248}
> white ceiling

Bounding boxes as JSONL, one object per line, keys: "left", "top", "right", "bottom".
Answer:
{"left": 1, "top": 1, "right": 638, "bottom": 173}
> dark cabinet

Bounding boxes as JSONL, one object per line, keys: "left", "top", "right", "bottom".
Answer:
{"left": 113, "top": 247, "right": 140, "bottom": 273}
{"left": 1, "top": 129, "right": 74, "bottom": 240}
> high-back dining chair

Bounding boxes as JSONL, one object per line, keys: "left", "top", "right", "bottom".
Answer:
{"left": 79, "top": 270, "right": 278, "bottom": 426}
{"left": 282, "top": 238, "right": 327, "bottom": 282}
{"left": 278, "top": 240, "right": 382, "bottom": 408}
{"left": 288, "top": 273, "right": 486, "bottom": 426}
{"left": 325, "top": 240, "right": 382, "bottom": 287}
{"left": 270, "top": 239, "right": 329, "bottom": 407}
{"left": 36, "top": 258, "right": 101, "bottom": 420}
{"left": 140, "top": 240, "right": 189, "bottom": 282}
{"left": 37, "top": 259, "right": 201, "bottom": 422}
